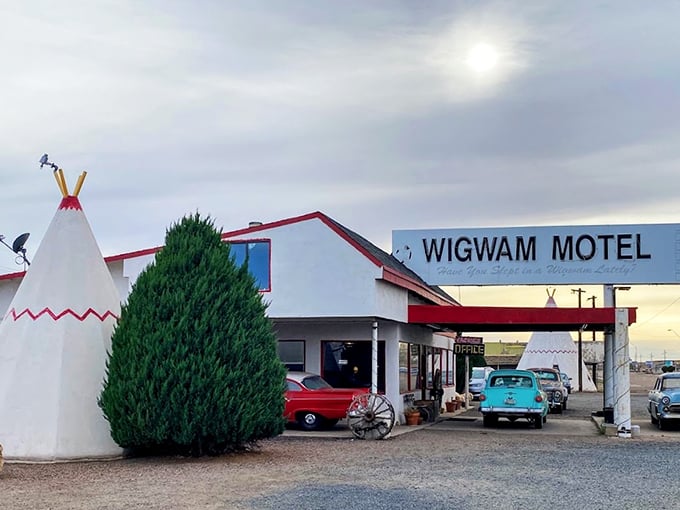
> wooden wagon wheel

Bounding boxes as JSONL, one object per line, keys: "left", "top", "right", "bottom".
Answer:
{"left": 347, "top": 393, "right": 395, "bottom": 440}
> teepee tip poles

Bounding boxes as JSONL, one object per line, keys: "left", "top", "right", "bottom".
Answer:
{"left": 53, "top": 169, "right": 68, "bottom": 198}
{"left": 41, "top": 154, "right": 87, "bottom": 197}
{"left": 73, "top": 171, "right": 87, "bottom": 197}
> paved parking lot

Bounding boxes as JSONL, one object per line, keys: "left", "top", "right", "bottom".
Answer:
{"left": 284, "top": 388, "right": 680, "bottom": 440}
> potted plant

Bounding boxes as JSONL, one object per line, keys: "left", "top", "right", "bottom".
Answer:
{"left": 404, "top": 406, "right": 421, "bottom": 425}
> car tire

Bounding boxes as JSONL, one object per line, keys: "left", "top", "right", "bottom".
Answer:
{"left": 535, "top": 415, "right": 544, "bottom": 429}
{"left": 563, "top": 400, "right": 567, "bottom": 411}
{"left": 658, "top": 417, "right": 665, "bottom": 431}
{"left": 299, "top": 412, "right": 323, "bottom": 431}
{"left": 650, "top": 411, "right": 658, "bottom": 425}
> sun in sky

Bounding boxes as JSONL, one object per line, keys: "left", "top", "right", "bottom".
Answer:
{"left": 466, "top": 43, "right": 499, "bottom": 72}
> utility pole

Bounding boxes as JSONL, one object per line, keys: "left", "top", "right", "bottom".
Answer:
{"left": 572, "top": 288, "right": 586, "bottom": 392}
{"left": 586, "top": 294, "right": 597, "bottom": 386}
{"left": 587, "top": 295, "right": 597, "bottom": 341}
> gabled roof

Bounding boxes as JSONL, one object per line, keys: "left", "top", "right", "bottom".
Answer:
{"left": 1, "top": 211, "right": 458, "bottom": 307}
{"left": 222, "top": 211, "right": 458, "bottom": 306}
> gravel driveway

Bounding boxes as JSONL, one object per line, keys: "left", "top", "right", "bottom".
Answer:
{"left": 3, "top": 372, "right": 676, "bottom": 510}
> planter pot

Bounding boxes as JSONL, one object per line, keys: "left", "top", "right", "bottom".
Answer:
{"left": 445, "top": 401, "right": 456, "bottom": 413}
{"left": 405, "top": 412, "right": 421, "bottom": 425}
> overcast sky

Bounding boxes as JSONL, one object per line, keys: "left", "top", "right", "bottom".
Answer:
{"left": 2, "top": 1, "right": 680, "bottom": 359}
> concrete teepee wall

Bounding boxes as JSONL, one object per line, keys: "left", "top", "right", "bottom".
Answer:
{"left": 0, "top": 169, "right": 123, "bottom": 461}
{"left": 517, "top": 294, "right": 597, "bottom": 392}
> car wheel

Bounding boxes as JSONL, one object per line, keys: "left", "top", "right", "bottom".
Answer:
{"left": 299, "top": 412, "right": 323, "bottom": 431}
{"left": 650, "top": 409, "right": 658, "bottom": 425}
{"left": 563, "top": 400, "right": 567, "bottom": 411}
{"left": 535, "top": 415, "right": 544, "bottom": 429}
{"left": 658, "top": 417, "right": 665, "bottom": 431}
{"left": 555, "top": 406, "right": 563, "bottom": 415}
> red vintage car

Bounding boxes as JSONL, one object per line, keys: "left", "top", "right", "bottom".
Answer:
{"left": 285, "top": 371, "right": 370, "bottom": 430}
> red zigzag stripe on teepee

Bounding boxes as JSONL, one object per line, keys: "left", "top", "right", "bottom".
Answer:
{"left": 525, "top": 349, "right": 576, "bottom": 354}
{"left": 8, "top": 307, "right": 119, "bottom": 322}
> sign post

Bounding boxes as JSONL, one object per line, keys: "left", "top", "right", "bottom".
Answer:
{"left": 456, "top": 336, "right": 484, "bottom": 408}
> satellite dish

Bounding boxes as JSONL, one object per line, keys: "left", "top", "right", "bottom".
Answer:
{"left": 12, "top": 233, "right": 30, "bottom": 253}
{"left": 0, "top": 232, "right": 31, "bottom": 266}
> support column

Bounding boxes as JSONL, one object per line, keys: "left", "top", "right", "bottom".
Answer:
{"left": 464, "top": 355, "right": 470, "bottom": 408}
{"left": 603, "top": 285, "right": 614, "bottom": 415}
{"left": 613, "top": 308, "right": 632, "bottom": 438}
{"left": 371, "top": 321, "right": 378, "bottom": 394}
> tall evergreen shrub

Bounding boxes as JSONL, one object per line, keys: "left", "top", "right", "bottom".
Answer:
{"left": 99, "top": 213, "right": 286, "bottom": 456}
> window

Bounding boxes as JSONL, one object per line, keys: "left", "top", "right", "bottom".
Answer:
{"left": 286, "top": 380, "right": 302, "bottom": 392}
{"left": 227, "top": 239, "right": 271, "bottom": 291}
{"left": 399, "top": 342, "right": 422, "bottom": 393}
{"left": 321, "top": 341, "right": 384, "bottom": 391}
{"left": 278, "top": 340, "right": 305, "bottom": 371}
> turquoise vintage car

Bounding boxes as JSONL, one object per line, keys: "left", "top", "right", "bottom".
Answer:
{"left": 648, "top": 372, "right": 680, "bottom": 430}
{"left": 478, "top": 369, "right": 549, "bottom": 429}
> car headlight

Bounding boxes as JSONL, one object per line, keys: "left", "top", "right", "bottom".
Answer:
{"left": 554, "top": 390, "right": 562, "bottom": 400}
{"left": 661, "top": 396, "right": 671, "bottom": 406}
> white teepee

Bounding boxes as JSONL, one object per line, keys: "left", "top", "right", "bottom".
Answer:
{"left": 517, "top": 293, "right": 597, "bottom": 392}
{"left": 0, "top": 170, "right": 123, "bottom": 461}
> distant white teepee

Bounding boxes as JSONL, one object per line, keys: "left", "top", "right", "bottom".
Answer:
{"left": 0, "top": 169, "right": 123, "bottom": 461}
{"left": 517, "top": 292, "right": 597, "bottom": 392}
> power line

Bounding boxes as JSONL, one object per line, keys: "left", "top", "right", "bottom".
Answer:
{"left": 632, "top": 295, "right": 680, "bottom": 328}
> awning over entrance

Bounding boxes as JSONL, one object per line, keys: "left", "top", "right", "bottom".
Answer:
{"left": 408, "top": 305, "right": 636, "bottom": 332}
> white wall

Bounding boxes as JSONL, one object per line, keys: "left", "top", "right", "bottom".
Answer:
{"left": 228, "top": 218, "right": 383, "bottom": 318}
{"left": 0, "top": 278, "right": 22, "bottom": 316}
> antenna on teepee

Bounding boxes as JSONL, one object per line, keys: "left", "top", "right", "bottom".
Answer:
{"left": 0, "top": 232, "right": 31, "bottom": 267}
{"left": 39, "top": 153, "right": 58, "bottom": 171}
{"left": 40, "top": 153, "right": 88, "bottom": 197}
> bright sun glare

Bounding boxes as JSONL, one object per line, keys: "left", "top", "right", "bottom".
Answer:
{"left": 466, "top": 43, "right": 499, "bottom": 72}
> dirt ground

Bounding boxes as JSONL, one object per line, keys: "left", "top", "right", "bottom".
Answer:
{"left": 0, "top": 371, "right": 664, "bottom": 509}
{"left": 622, "top": 370, "right": 657, "bottom": 393}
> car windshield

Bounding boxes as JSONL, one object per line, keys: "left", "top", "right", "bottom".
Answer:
{"left": 301, "top": 375, "right": 333, "bottom": 390}
{"left": 561, "top": 373, "right": 570, "bottom": 383}
{"left": 662, "top": 378, "right": 680, "bottom": 390}
{"left": 535, "top": 371, "right": 558, "bottom": 381}
{"left": 471, "top": 368, "right": 486, "bottom": 379}
{"left": 489, "top": 375, "right": 533, "bottom": 388}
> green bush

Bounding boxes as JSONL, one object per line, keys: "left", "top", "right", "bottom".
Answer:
{"left": 99, "top": 213, "right": 286, "bottom": 456}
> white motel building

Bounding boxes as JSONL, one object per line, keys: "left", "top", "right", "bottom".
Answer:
{"left": 0, "top": 211, "right": 465, "bottom": 421}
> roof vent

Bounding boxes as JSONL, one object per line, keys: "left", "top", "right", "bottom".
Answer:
{"left": 248, "top": 221, "right": 263, "bottom": 228}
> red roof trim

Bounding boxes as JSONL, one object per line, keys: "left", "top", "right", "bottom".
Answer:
{"left": 222, "top": 212, "right": 385, "bottom": 267}
{"left": 222, "top": 212, "right": 452, "bottom": 303}
{"left": 0, "top": 212, "right": 449, "bottom": 306}
{"left": 105, "top": 246, "right": 162, "bottom": 263}
{"left": 0, "top": 269, "right": 26, "bottom": 281}
{"left": 408, "top": 305, "right": 637, "bottom": 332}
{"left": 382, "top": 266, "right": 457, "bottom": 306}
{"left": 222, "top": 211, "right": 448, "bottom": 305}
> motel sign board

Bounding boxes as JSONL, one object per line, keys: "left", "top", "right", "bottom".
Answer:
{"left": 454, "top": 336, "right": 485, "bottom": 355}
{"left": 392, "top": 223, "right": 680, "bottom": 286}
